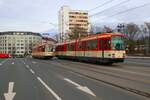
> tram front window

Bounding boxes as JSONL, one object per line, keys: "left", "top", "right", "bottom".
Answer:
{"left": 112, "top": 36, "right": 125, "bottom": 50}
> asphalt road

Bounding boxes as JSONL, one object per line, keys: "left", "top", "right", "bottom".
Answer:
{"left": 0, "top": 58, "right": 149, "bottom": 100}
{"left": 125, "top": 58, "right": 150, "bottom": 66}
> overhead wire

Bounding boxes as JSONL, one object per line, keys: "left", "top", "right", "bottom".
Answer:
{"left": 90, "top": 0, "right": 131, "bottom": 17}
{"left": 92, "top": 1, "right": 150, "bottom": 22}
{"left": 88, "top": 0, "right": 116, "bottom": 12}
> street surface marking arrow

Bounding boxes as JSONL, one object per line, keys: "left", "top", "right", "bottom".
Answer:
{"left": 64, "top": 78, "right": 96, "bottom": 97}
{"left": 26, "top": 65, "right": 29, "bottom": 69}
{"left": 30, "top": 69, "right": 35, "bottom": 74}
{"left": 0, "top": 59, "right": 8, "bottom": 65}
{"left": 4, "top": 82, "right": 16, "bottom": 100}
{"left": 37, "top": 77, "right": 62, "bottom": 100}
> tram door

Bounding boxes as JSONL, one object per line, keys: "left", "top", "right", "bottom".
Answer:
{"left": 100, "top": 38, "right": 110, "bottom": 60}
{"left": 100, "top": 39, "right": 104, "bottom": 59}
{"left": 82, "top": 41, "right": 86, "bottom": 57}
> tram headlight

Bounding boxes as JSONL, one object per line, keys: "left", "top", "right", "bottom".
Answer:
{"left": 123, "top": 53, "right": 126, "bottom": 58}
{"left": 112, "top": 54, "right": 115, "bottom": 58}
{"left": 108, "top": 54, "right": 111, "bottom": 56}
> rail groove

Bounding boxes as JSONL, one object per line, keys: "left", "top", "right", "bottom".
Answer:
{"left": 30, "top": 59, "right": 150, "bottom": 98}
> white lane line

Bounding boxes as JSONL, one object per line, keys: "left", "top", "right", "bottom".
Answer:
{"left": 4, "top": 82, "right": 16, "bottom": 100}
{"left": 37, "top": 77, "right": 62, "bottom": 100}
{"left": 26, "top": 65, "right": 29, "bottom": 69}
{"left": 64, "top": 78, "right": 96, "bottom": 97}
{"left": 30, "top": 69, "right": 35, "bottom": 74}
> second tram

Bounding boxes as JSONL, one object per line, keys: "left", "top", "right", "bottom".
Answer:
{"left": 32, "top": 43, "right": 54, "bottom": 59}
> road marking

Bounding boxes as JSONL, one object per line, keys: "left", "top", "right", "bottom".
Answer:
{"left": 0, "top": 59, "right": 8, "bottom": 65}
{"left": 32, "top": 61, "right": 37, "bottom": 64}
{"left": 107, "top": 63, "right": 150, "bottom": 77}
{"left": 4, "top": 82, "right": 16, "bottom": 100}
{"left": 11, "top": 62, "right": 14, "bottom": 65}
{"left": 64, "top": 78, "right": 96, "bottom": 97}
{"left": 37, "top": 77, "right": 62, "bottom": 100}
{"left": 26, "top": 65, "right": 29, "bottom": 69}
{"left": 125, "top": 61, "right": 150, "bottom": 67}
{"left": 30, "top": 69, "right": 35, "bottom": 74}
{"left": 0, "top": 60, "right": 6, "bottom": 65}
{"left": 22, "top": 61, "right": 25, "bottom": 64}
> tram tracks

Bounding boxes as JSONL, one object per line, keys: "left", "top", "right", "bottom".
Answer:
{"left": 55, "top": 60, "right": 150, "bottom": 84}
{"left": 29, "top": 59, "right": 150, "bottom": 98}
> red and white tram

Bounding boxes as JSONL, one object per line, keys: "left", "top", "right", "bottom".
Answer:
{"left": 32, "top": 43, "right": 54, "bottom": 59}
{"left": 55, "top": 33, "right": 126, "bottom": 64}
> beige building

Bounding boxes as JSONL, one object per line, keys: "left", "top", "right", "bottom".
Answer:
{"left": 59, "top": 6, "right": 89, "bottom": 42}
{"left": 0, "top": 31, "right": 42, "bottom": 57}
{"left": 41, "top": 37, "right": 57, "bottom": 45}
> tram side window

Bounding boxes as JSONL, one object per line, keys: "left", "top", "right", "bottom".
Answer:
{"left": 78, "top": 42, "right": 82, "bottom": 50}
{"left": 106, "top": 39, "right": 111, "bottom": 50}
{"left": 81, "top": 41, "right": 86, "bottom": 51}
{"left": 41, "top": 46, "right": 45, "bottom": 52}
{"left": 57, "top": 46, "right": 60, "bottom": 51}
{"left": 66, "top": 43, "right": 75, "bottom": 51}
{"left": 71, "top": 43, "right": 75, "bottom": 51}
{"left": 66, "top": 44, "right": 70, "bottom": 51}
{"left": 56, "top": 46, "right": 58, "bottom": 51}
{"left": 45, "top": 45, "right": 52, "bottom": 52}
{"left": 61, "top": 46, "right": 63, "bottom": 51}
{"left": 58, "top": 45, "right": 64, "bottom": 51}
{"left": 58, "top": 46, "right": 61, "bottom": 51}
{"left": 112, "top": 36, "right": 125, "bottom": 50}
{"left": 99, "top": 39, "right": 103, "bottom": 50}
{"left": 100, "top": 39, "right": 111, "bottom": 50}
{"left": 56, "top": 46, "right": 60, "bottom": 51}
{"left": 86, "top": 39, "right": 98, "bottom": 50}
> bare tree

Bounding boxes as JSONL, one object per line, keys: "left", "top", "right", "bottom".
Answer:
{"left": 145, "top": 22, "right": 150, "bottom": 55}
{"left": 103, "top": 26, "right": 113, "bottom": 33}
{"left": 125, "top": 23, "right": 140, "bottom": 54}
{"left": 90, "top": 24, "right": 95, "bottom": 33}
{"left": 53, "top": 34, "right": 59, "bottom": 42}
{"left": 126, "top": 23, "right": 140, "bottom": 40}
{"left": 68, "top": 25, "right": 87, "bottom": 40}
{"left": 90, "top": 24, "right": 103, "bottom": 34}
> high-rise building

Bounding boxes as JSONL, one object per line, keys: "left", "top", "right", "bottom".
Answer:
{"left": 0, "top": 31, "right": 42, "bottom": 57}
{"left": 59, "top": 6, "right": 89, "bottom": 42}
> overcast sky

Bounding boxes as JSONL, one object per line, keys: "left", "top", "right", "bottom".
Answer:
{"left": 0, "top": 0, "right": 150, "bottom": 33}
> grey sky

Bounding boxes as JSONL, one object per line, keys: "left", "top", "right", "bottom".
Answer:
{"left": 0, "top": 0, "right": 150, "bottom": 33}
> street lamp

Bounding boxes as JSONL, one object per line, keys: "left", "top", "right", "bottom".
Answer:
{"left": 117, "top": 23, "right": 125, "bottom": 34}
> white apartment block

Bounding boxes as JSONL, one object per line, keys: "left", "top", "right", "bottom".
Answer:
{"left": 0, "top": 31, "right": 42, "bottom": 57}
{"left": 59, "top": 6, "right": 89, "bottom": 42}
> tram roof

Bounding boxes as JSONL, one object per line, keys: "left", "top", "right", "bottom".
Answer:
{"left": 56, "top": 33, "right": 125, "bottom": 45}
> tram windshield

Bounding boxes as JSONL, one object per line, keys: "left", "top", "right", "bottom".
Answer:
{"left": 112, "top": 36, "right": 125, "bottom": 50}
